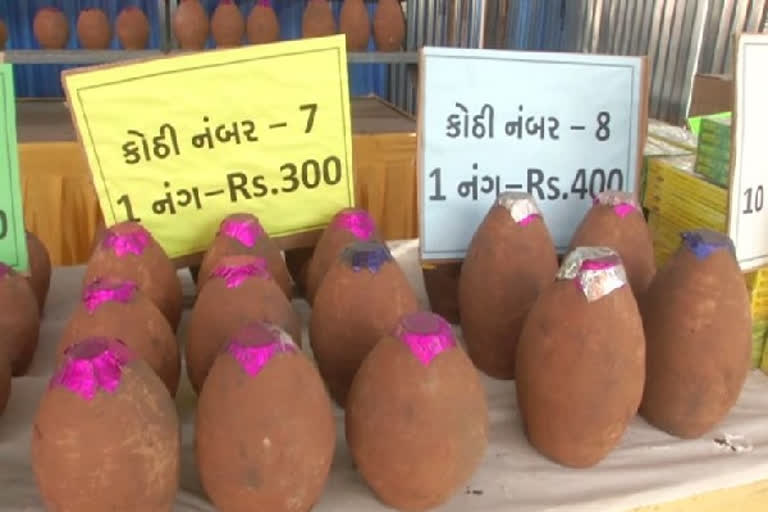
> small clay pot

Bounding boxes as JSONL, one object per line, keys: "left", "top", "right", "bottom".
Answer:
{"left": 246, "top": 1, "right": 280, "bottom": 45}
{"left": 0, "top": 263, "right": 40, "bottom": 376}
{"left": 173, "top": 0, "right": 210, "bottom": 50}
{"left": 374, "top": 0, "right": 406, "bottom": 51}
{"left": 33, "top": 7, "right": 70, "bottom": 50}
{"left": 26, "top": 231, "right": 51, "bottom": 313}
{"left": 0, "top": 19, "right": 8, "bottom": 50}
{"left": 77, "top": 8, "right": 112, "bottom": 50}
{"left": 302, "top": 0, "right": 336, "bottom": 39}
{"left": 116, "top": 7, "right": 150, "bottom": 50}
{"left": 211, "top": 0, "right": 245, "bottom": 48}
{"left": 31, "top": 338, "right": 180, "bottom": 511}
{"left": 197, "top": 213, "right": 292, "bottom": 297}
{"left": 340, "top": 0, "right": 371, "bottom": 51}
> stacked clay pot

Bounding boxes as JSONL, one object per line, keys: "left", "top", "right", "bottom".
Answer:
{"left": 26, "top": 231, "right": 52, "bottom": 313}
{"left": 641, "top": 230, "right": 751, "bottom": 438}
{"left": 247, "top": 0, "right": 280, "bottom": 45}
{"left": 116, "top": 6, "right": 151, "bottom": 49}
{"left": 459, "top": 192, "right": 558, "bottom": 379}
{"left": 211, "top": 0, "right": 245, "bottom": 48}
{"left": 84, "top": 221, "right": 183, "bottom": 330}
{"left": 374, "top": 0, "right": 406, "bottom": 51}
{"left": 310, "top": 241, "right": 419, "bottom": 407}
{"left": 569, "top": 191, "right": 656, "bottom": 298}
{"left": 32, "top": 338, "right": 180, "bottom": 511}
{"left": 173, "top": 0, "right": 210, "bottom": 50}
{"left": 58, "top": 278, "right": 180, "bottom": 396}
{"left": 0, "top": 262, "right": 40, "bottom": 376}
{"left": 77, "top": 8, "right": 111, "bottom": 50}
{"left": 186, "top": 255, "right": 301, "bottom": 393}
{"left": 347, "top": 312, "right": 488, "bottom": 510}
{"left": 34, "top": 7, "right": 70, "bottom": 50}
{"left": 302, "top": 0, "right": 336, "bottom": 39}
{"left": 340, "top": 0, "right": 371, "bottom": 51}
{"left": 197, "top": 213, "right": 292, "bottom": 296}
{"left": 516, "top": 247, "right": 645, "bottom": 468}
{"left": 305, "top": 207, "right": 380, "bottom": 303}
{"left": 196, "top": 321, "right": 335, "bottom": 511}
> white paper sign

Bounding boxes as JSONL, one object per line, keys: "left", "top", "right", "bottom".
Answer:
{"left": 418, "top": 47, "right": 644, "bottom": 261}
{"left": 729, "top": 34, "right": 768, "bottom": 271}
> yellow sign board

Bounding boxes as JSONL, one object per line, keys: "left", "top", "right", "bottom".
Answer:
{"left": 63, "top": 35, "right": 355, "bottom": 259}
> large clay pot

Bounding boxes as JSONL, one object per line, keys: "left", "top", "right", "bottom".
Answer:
{"left": 246, "top": 0, "right": 280, "bottom": 45}
{"left": 302, "top": 0, "right": 336, "bottom": 39}
{"left": 173, "top": 0, "right": 210, "bottom": 50}
{"left": 116, "top": 7, "right": 150, "bottom": 50}
{"left": 211, "top": 0, "right": 245, "bottom": 48}
{"left": 77, "top": 8, "right": 112, "bottom": 50}
{"left": 340, "top": 0, "right": 371, "bottom": 51}
{"left": 34, "top": 7, "right": 70, "bottom": 50}
{"left": 374, "top": 0, "right": 406, "bottom": 51}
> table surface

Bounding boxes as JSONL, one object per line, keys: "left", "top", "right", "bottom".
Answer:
{"left": 1, "top": 239, "right": 767, "bottom": 512}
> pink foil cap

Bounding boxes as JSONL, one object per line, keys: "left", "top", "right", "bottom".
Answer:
{"left": 333, "top": 210, "right": 376, "bottom": 241}
{"left": 594, "top": 191, "right": 639, "bottom": 218}
{"left": 0, "top": 262, "right": 10, "bottom": 278}
{"left": 82, "top": 279, "right": 138, "bottom": 314}
{"left": 495, "top": 192, "right": 542, "bottom": 225}
{"left": 50, "top": 338, "right": 136, "bottom": 400}
{"left": 101, "top": 226, "right": 151, "bottom": 257}
{"left": 219, "top": 217, "right": 265, "bottom": 248}
{"left": 557, "top": 247, "right": 628, "bottom": 302}
{"left": 396, "top": 312, "right": 456, "bottom": 367}
{"left": 227, "top": 323, "right": 297, "bottom": 377}
{"left": 211, "top": 258, "right": 271, "bottom": 288}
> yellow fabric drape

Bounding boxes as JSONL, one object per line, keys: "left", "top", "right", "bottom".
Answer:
{"left": 18, "top": 135, "right": 419, "bottom": 266}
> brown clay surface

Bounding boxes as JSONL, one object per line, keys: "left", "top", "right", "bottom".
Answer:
{"left": 0, "top": 357, "right": 10, "bottom": 415}
{"left": 211, "top": 2, "right": 245, "bottom": 48}
{"left": 26, "top": 231, "right": 52, "bottom": 312}
{"left": 302, "top": 0, "right": 336, "bottom": 38}
{"left": 0, "top": 270, "right": 40, "bottom": 376}
{"left": 173, "top": 0, "right": 210, "bottom": 50}
{"left": 340, "top": 0, "right": 371, "bottom": 51}
{"left": 77, "top": 9, "right": 111, "bottom": 50}
{"left": 422, "top": 263, "right": 462, "bottom": 325}
{"left": 373, "top": 0, "right": 406, "bottom": 51}
{"left": 116, "top": 7, "right": 150, "bottom": 49}
{"left": 247, "top": 5, "right": 280, "bottom": 44}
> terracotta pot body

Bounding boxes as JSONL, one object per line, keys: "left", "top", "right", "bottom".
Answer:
{"left": 374, "top": 0, "right": 406, "bottom": 51}
{"left": 173, "top": 0, "right": 210, "bottom": 50}
{"left": 77, "top": 8, "right": 112, "bottom": 50}
{"left": 0, "top": 263, "right": 40, "bottom": 376}
{"left": 116, "top": 7, "right": 150, "bottom": 50}
{"left": 340, "top": 0, "right": 371, "bottom": 51}
{"left": 247, "top": 3, "right": 280, "bottom": 45}
{"left": 211, "top": 0, "right": 245, "bottom": 48}
{"left": 34, "top": 8, "right": 70, "bottom": 50}
{"left": 302, "top": 0, "right": 336, "bottom": 39}
{"left": 26, "top": 231, "right": 51, "bottom": 313}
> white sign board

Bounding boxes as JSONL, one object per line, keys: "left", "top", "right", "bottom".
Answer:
{"left": 729, "top": 34, "right": 768, "bottom": 271}
{"left": 417, "top": 47, "right": 645, "bottom": 261}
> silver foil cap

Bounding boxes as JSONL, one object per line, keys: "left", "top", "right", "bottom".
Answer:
{"left": 495, "top": 192, "right": 542, "bottom": 225}
{"left": 594, "top": 191, "right": 639, "bottom": 217}
{"left": 557, "top": 247, "right": 628, "bottom": 302}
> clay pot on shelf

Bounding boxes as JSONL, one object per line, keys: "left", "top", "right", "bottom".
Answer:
{"left": 211, "top": 0, "right": 245, "bottom": 48}
{"left": 33, "top": 7, "right": 70, "bottom": 50}
{"left": 247, "top": 0, "right": 280, "bottom": 45}
{"left": 77, "top": 8, "right": 112, "bottom": 50}
{"left": 116, "top": 6, "right": 150, "bottom": 50}
{"left": 302, "top": 0, "right": 336, "bottom": 39}
{"left": 173, "top": 0, "right": 210, "bottom": 50}
{"left": 374, "top": 0, "right": 406, "bottom": 51}
{"left": 340, "top": 0, "right": 371, "bottom": 51}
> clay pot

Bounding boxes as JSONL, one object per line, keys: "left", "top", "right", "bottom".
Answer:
{"left": 173, "top": 0, "right": 210, "bottom": 50}
{"left": 196, "top": 322, "right": 335, "bottom": 511}
{"left": 310, "top": 242, "right": 419, "bottom": 407}
{"left": 569, "top": 191, "right": 656, "bottom": 299}
{"left": 516, "top": 248, "right": 645, "bottom": 468}
{"left": 458, "top": 193, "right": 558, "bottom": 379}
{"left": 26, "top": 231, "right": 51, "bottom": 313}
{"left": 302, "top": 0, "right": 336, "bottom": 39}
{"left": 58, "top": 278, "right": 180, "bottom": 396}
{"left": 77, "top": 8, "right": 112, "bottom": 50}
{"left": 185, "top": 255, "right": 302, "bottom": 394}
{"left": 0, "top": 19, "right": 8, "bottom": 50}
{"left": 211, "top": 0, "right": 245, "bottom": 48}
{"left": 0, "top": 357, "right": 9, "bottom": 416}
{"left": 305, "top": 207, "right": 380, "bottom": 304}
{"left": 33, "top": 7, "right": 70, "bottom": 50}
{"left": 31, "top": 338, "right": 180, "bottom": 512}
{"left": 246, "top": 1, "right": 280, "bottom": 45}
{"left": 346, "top": 312, "right": 488, "bottom": 510}
{"left": 374, "top": 0, "right": 406, "bottom": 51}
{"left": 84, "top": 222, "right": 183, "bottom": 330}
{"left": 340, "top": 0, "right": 371, "bottom": 51}
{"left": 0, "top": 263, "right": 40, "bottom": 376}
{"left": 197, "top": 213, "right": 292, "bottom": 297}
{"left": 640, "top": 231, "right": 751, "bottom": 439}
{"left": 116, "top": 7, "right": 150, "bottom": 50}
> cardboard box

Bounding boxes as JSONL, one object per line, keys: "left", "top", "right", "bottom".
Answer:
{"left": 689, "top": 74, "right": 733, "bottom": 117}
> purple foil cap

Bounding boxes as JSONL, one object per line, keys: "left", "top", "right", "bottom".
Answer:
{"left": 341, "top": 242, "right": 392, "bottom": 273}
{"left": 211, "top": 258, "right": 271, "bottom": 288}
{"left": 101, "top": 225, "right": 151, "bottom": 257}
{"left": 82, "top": 279, "right": 138, "bottom": 314}
{"left": 226, "top": 322, "right": 297, "bottom": 377}
{"left": 594, "top": 191, "right": 639, "bottom": 218}
{"left": 681, "top": 230, "right": 736, "bottom": 260}
{"left": 396, "top": 312, "right": 456, "bottom": 367}
{"left": 557, "top": 247, "right": 628, "bottom": 302}
{"left": 50, "top": 338, "right": 136, "bottom": 400}
{"left": 332, "top": 210, "right": 376, "bottom": 240}
{"left": 495, "top": 192, "right": 542, "bottom": 226}
{"left": 0, "top": 262, "right": 10, "bottom": 279}
{"left": 219, "top": 217, "right": 265, "bottom": 248}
